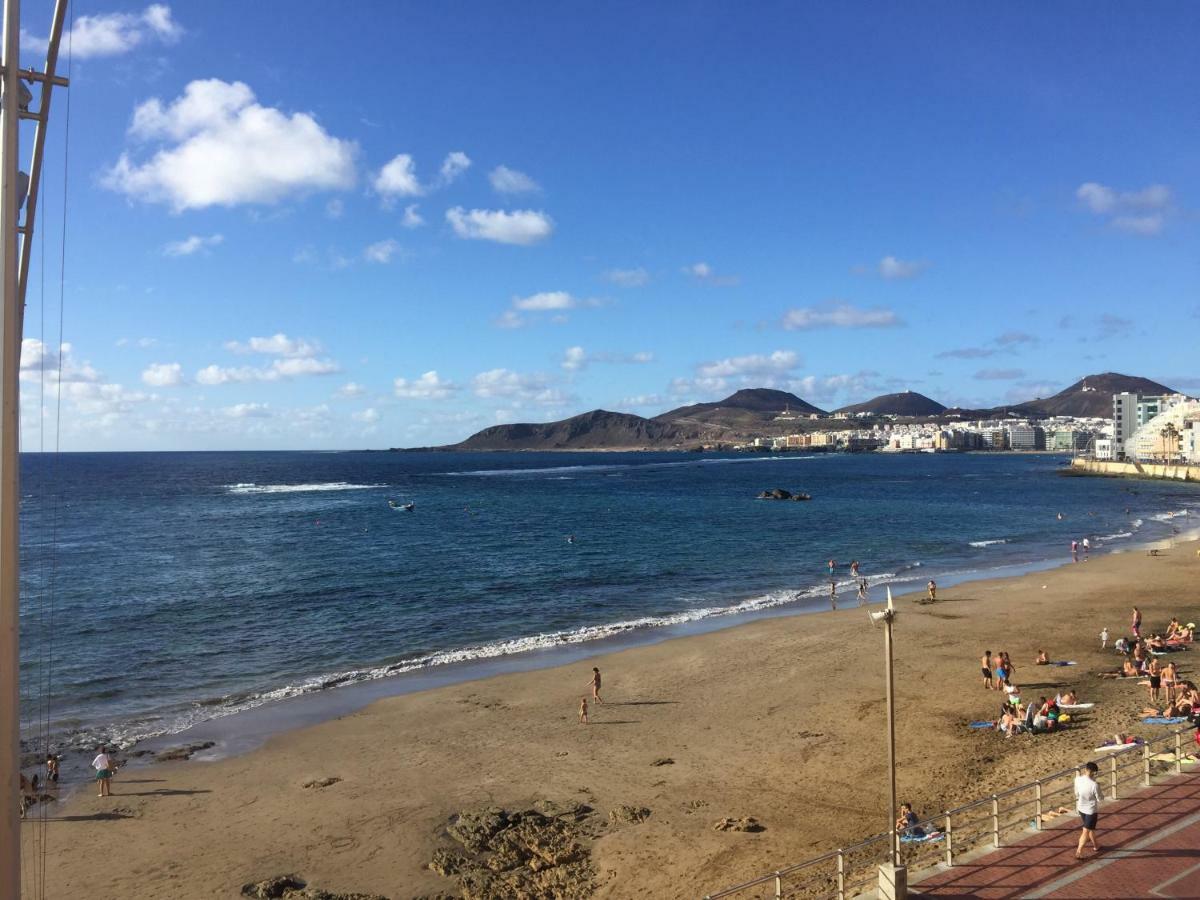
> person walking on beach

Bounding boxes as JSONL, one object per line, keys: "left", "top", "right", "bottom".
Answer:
{"left": 1082, "top": 537, "right": 1090, "bottom": 560}
{"left": 586, "top": 667, "right": 603, "bottom": 704}
{"left": 830, "top": 579, "right": 837, "bottom": 610}
{"left": 850, "top": 560, "right": 860, "bottom": 578}
{"left": 1074, "top": 762, "right": 1103, "bottom": 858}
{"left": 1132, "top": 606, "right": 1142, "bottom": 639}
{"left": 1071, "top": 539, "right": 1078, "bottom": 562}
{"left": 857, "top": 579, "right": 868, "bottom": 605}
{"left": 578, "top": 697, "right": 589, "bottom": 725}
{"left": 92, "top": 746, "right": 114, "bottom": 798}
{"left": 926, "top": 579, "right": 937, "bottom": 602}
{"left": 1100, "top": 627, "right": 1109, "bottom": 649}
{"left": 981, "top": 651, "right": 994, "bottom": 690}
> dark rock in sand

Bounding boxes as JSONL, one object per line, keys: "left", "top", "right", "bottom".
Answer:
{"left": 155, "top": 740, "right": 216, "bottom": 762}
{"left": 650, "top": 757, "right": 675, "bottom": 766}
{"left": 713, "top": 816, "right": 765, "bottom": 833}
{"left": 302, "top": 776, "right": 342, "bottom": 789}
{"left": 240, "top": 873, "right": 389, "bottom": 899}
{"left": 608, "top": 805, "right": 651, "bottom": 825}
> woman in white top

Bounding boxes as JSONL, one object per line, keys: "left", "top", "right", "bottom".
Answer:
{"left": 1074, "top": 761, "right": 1102, "bottom": 858}
{"left": 92, "top": 746, "right": 114, "bottom": 798}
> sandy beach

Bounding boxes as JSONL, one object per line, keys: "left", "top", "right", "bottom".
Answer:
{"left": 29, "top": 539, "right": 1200, "bottom": 899}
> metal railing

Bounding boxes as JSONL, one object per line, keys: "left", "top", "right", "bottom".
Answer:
{"left": 702, "top": 723, "right": 1197, "bottom": 899}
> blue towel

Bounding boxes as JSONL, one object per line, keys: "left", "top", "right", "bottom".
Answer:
{"left": 1142, "top": 716, "right": 1189, "bottom": 725}
{"left": 1051, "top": 661, "right": 1077, "bottom": 666}
{"left": 900, "top": 832, "right": 944, "bottom": 844}
{"left": 969, "top": 721, "right": 994, "bottom": 729}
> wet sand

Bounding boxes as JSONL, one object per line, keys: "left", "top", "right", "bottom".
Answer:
{"left": 31, "top": 539, "right": 1200, "bottom": 899}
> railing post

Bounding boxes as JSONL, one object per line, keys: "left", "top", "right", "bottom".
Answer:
{"left": 1175, "top": 731, "right": 1184, "bottom": 775}
{"left": 991, "top": 795, "right": 1000, "bottom": 848}
{"left": 1110, "top": 754, "right": 1118, "bottom": 800}
{"left": 1034, "top": 781, "right": 1043, "bottom": 830}
{"left": 774, "top": 870, "right": 782, "bottom": 900}
{"left": 943, "top": 812, "right": 953, "bottom": 867}
{"left": 836, "top": 849, "right": 845, "bottom": 900}
{"left": 1144, "top": 743, "right": 1152, "bottom": 787}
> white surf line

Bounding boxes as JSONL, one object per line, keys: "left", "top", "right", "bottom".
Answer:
{"left": 1021, "top": 807, "right": 1200, "bottom": 899}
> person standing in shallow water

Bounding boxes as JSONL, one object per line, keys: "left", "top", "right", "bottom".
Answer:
{"left": 92, "top": 746, "right": 114, "bottom": 798}
{"left": 586, "top": 667, "right": 603, "bottom": 704}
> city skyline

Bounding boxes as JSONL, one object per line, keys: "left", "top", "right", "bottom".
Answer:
{"left": 15, "top": 1, "right": 1200, "bottom": 450}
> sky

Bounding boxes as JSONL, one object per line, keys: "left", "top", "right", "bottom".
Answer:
{"left": 13, "top": 1, "right": 1200, "bottom": 450}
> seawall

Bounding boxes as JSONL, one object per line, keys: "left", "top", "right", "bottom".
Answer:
{"left": 1067, "top": 458, "right": 1200, "bottom": 482}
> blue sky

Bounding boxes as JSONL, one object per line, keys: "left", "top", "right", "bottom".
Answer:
{"left": 14, "top": 1, "right": 1200, "bottom": 450}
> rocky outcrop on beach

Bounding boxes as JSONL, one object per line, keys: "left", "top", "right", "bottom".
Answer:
{"left": 608, "top": 804, "right": 651, "bottom": 824}
{"left": 429, "top": 801, "right": 600, "bottom": 899}
{"left": 155, "top": 741, "right": 216, "bottom": 762}
{"left": 240, "top": 874, "right": 388, "bottom": 899}
{"left": 756, "top": 488, "right": 811, "bottom": 500}
{"left": 713, "top": 816, "right": 765, "bottom": 833}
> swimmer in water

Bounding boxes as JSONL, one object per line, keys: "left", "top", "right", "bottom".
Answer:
{"left": 567, "top": 535, "right": 576, "bottom": 544}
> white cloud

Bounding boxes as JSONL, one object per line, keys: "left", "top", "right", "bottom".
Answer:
{"left": 352, "top": 407, "right": 380, "bottom": 424}
{"left": 471, "top": 368, "right": 561, "bottom": 403}
{"left": 20, "top": 339, "right": 99, "bottom": 383}
{"left": 401, "top": 204, "right": 424, "bottom": 228}
{"left": 364, "top": 238, "right": 401, "bottom": 263}
{"left": 617, "top": 394, "right": 665, "bottom": 408}
{"left": 105, "top": 79, "right": 355, "bottom": 211}
{"left": 224, "top": 333, "right": 319, "bottom": 358}
{"left": 1076, "top": 181, "right": 1173, "bottom": 235}
{"left": 781, "top": 302, "right": 901, "bottom": 330}
{"left": 602, "top": 267, "right": 649, "bottom": 287}
{"left": 878, "top": 255, "right": 926, "bottom": 280}
{"left": 336, "top": 382, "right": 366, "bottom": 398}
{"left": 791, "top": 371, "right": 886, "bottom": 405}
{"left": 683, "top": 261, "right": 739, "bottom": 286}
{"left": 375, "top": 154, "right": 422, "bottom": 199}
{"left": 22, "top": 4, "right": 182, "bottom": 59}
{"left": 446, "top": 207, "right": 554, "bottom": 245}
{"left": 223, "top": 402, "right": 271, "bottom": 418}
{"left": 489, "top": 165, "right": 539, "bottom": 194}
{"left": 562, "top": 346, "right": 587, "bottom": 371}
{"left": 196, "top": 357, "right": 338, "bottom": 385}
{"left": 494, "top": 309, "right": 525, "bottom": 329}
{"left": 116, "top": 336, "right": 159, "bottom": 348}
{"left": 697, "top": 350, "right": 800, "bottom": 380}
{"left": 163, "top": 233, "right": 223, "bottom": 257}
{"left": 513, "top": 291, "right": 576, "bottom": 311}
{"left": 141, "top": 362, "right": 184, "bottom": 386}
{"left": 394, "top": 370, "right": 458, "bottom": 399}
{"left": 439, "top": 151, "right": 471, "bottom": 185}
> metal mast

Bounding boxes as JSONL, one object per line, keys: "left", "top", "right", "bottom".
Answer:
{"left": 1, "top": 0, "right": 70, "bottom": 892}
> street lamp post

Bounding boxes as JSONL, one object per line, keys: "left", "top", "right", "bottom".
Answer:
{"left": 873, "top": 587, "right": 907, "bottom": 899}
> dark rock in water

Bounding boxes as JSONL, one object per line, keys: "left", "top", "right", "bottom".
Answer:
{"left": 756, "top": 488, "right": 811, "bottom": 501}
{"left": 155, "top": 741, "right": 216, "bottom": 762}
{"left": 650, "top": 757, "right": 675, "bottom": 766}
{"left": 240, "top": 873, "right": 389, "bottom": 899}
{"left": 608, "top": 805, "right": 651, "bottom": 825}
{"left": 431, "top": 801, "right": 598, "bottom": 899}
{"left": 713, "top": 816, "right": 765, "bottom": 833}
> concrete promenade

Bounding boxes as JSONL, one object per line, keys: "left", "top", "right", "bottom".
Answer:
{"left": 912, "top": 773, "right": 1200, "bottom": 898}
{"left": 1067, "top": 458, "right": 1200, "bottom": 482}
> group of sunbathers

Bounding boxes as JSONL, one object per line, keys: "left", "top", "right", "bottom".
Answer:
{"left": 1101, "top": 613, "right": 1200, "bottom": 722}
{"left": 998, "top": 693, "right": 1072, "bottom": 737}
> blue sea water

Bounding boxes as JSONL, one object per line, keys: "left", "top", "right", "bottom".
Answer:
{"left": 15, "top": 450, "right": 1200, "bottom": 755}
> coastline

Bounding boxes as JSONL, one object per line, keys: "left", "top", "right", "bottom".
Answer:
{"left": 34, "top": 535, "right": 1200, "bottom": 899}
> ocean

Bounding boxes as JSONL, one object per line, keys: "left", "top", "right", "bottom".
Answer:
{"left": 16, "top": 450, "right": 1200, "bottom": 758}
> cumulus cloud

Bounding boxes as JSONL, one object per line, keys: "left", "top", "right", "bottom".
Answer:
{"left": 375, "top": 154, "right": 421, "bottom": 199}
{"left": 446, "top": 207, "right": 554, "bottom": 245}
{"left": 196, "top": 358, "right": 339, "bottom": 385}
{"left": 104, "top": 79, "right": 355, "bottom": 211}
{"left": 494, "top": 309, "right": 525, "bottom": 329}
{"left": 513, "top": 291, "right": 578, "bottom": 311}
{"left": 224, "top": 402, "right": 271, "bottom": 418}
{"left": 602, "top": 267, "right": 650, "bottom": 287}
{"left": 401, "top": 204, "right": 424, "bottom": 229}
{"left": 22, "top": 3, "right": 181, "bottom": 58}
{"left": 1075, "top": 181, "right": 1172, "bottom": 235}
{"left": 141, "top": 362, "right": 184, "bottom": 387}
{"left": 489, "top": 165, "right": 539, "bottom": 194}
{"left": 561, "top": 347, "right": 653, "bottom": 371}
{"left": 352, "top": 407, "right": 380, "bottom": 424}
{"left": 781, "top": 302, "right": 901, "bottom": 330}
{"left": 224, "top": 333, "right": 320, "bottom": 358}
{"left": 877, "top": 255, "right": 927, "bottom": 280}
{"left": 683, "top": 261, "right": 739, "bottom": 286}
{"left": 697, "top": 350, "right": 800, "bottom": 380}
{"left": 163, "top": 233, "right": 222, "bottom": 257}
{"left": 364, "top": 238, "right": 401, "bottom": 264}
{"left": 439, "top": 151, "right": 471, "bottom": 185}
{"left": 471, "top": 369, "right": 567, "bottom": 406}
{"left": 393, "top": 370, "right": 457, "bottom": 399}
{"left": 336, "top": 382, "right": 366, "bottom": 398}
{"left": 790, "top": 371, "right": 889, "bottom": 405}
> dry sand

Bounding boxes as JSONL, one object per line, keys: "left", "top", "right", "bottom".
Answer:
{"left": 29, "top": 540, "right": 1200, "bottom": 899}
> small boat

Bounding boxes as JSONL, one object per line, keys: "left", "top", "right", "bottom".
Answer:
{"left": 388, "top": 500, "right": 415, "bottom": 511}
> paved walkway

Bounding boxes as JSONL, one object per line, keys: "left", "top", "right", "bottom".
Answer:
{"left": 912, "top": 773, "right": 1200, "bottom": 899}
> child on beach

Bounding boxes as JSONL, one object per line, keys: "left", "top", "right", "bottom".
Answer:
{"left": 1034, "top": 650, "right": 1049, "bottom": 665}
{"left": 926, "top": 580, "right": 937, "bottom": 602}
{"left": 586, "top": 667, "right": 603, "bottom": 704}
{"left": 45, "top": 755, "right": 58, "bottom": 787}
{"left": 857, "top": 579, "right": 868, "bottom": 605}
{"left": 1100, "top": 628, "right": 1109, "bottom": 649}
{"left": 981, "top": 651, "right": 994, "bottom": 690}
{"left": 1132, "top": 606, "right": 1142, "bottom": 638}
{"left": 578, "top": 697, "right": 588, "bottom": 725}
{"left": 92, "top": 746, "right": 114, "bottom": 798}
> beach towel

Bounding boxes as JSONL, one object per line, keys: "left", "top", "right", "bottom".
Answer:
{"left": 1095, "top": 741, "right": 1143, "bottom": 753}
{"left": 1060, "top": 703, "right": 1094, "bottom": 710}
{"left": 900, "top": 832, "right": 944, "bottom": 844}
{"left": 1142, "top": 717, "right": 1189, "bottom": 725}
{"left": 1050, "top": 661, "right": 1077, "bottom": 666}
{"left": 969, "top": 721, "right": 995, "bottom": 729}
{"left": 1150, "top": 753, "right": 1200, "bottom": 765}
